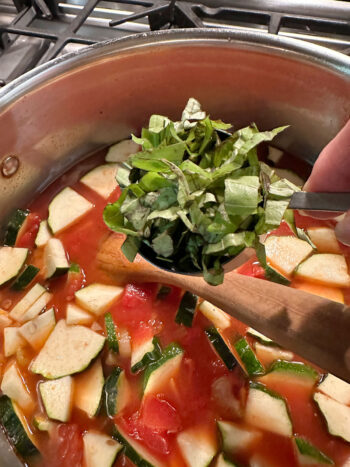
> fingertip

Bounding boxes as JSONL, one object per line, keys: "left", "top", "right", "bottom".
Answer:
{"left": 335, "top": 211, "right": 350, "bottom": 247}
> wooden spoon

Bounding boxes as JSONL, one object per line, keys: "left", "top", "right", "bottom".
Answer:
{"left": 98, "top": 234, "right": 350, "bottom": 382}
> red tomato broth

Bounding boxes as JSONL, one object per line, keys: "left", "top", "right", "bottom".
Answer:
{"left": 0, "top": 150, "right": 349, "bottom": 467}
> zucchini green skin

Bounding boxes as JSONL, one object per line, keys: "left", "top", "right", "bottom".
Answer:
{"left": 113, "top": 427, "right": 156, "bottom": 467}
{"left": 255, "top": 242, "right": 290, "bottom": 285}
{"left": 156, "top": 286, "right": 171, "bottom": 300}
{"left": 103, "top": 367, "right": 122, "bottom": 417}
{"left": 143, "top": 343, "right": 183, "bottom": 391}
{"left": 234, "top": 337, "right": 264, "bottom": 376}
{"left": 131, "top": 337, "right": 162, "bottom": 374}
{"left": 175, "top": 291, "right": 198, "bottom": 327}
{"left": 267, "top": 361, "right": 319, "bottom": 381}
{"left": 11, "top": 265, "right": 39, "bottom": 291}
{"left": 205, "top": 327, "right": 237, "bottom": 371}
{"left": 69, "top": 263, "right": 80, "bottom": 274}
{"left": 105, "top": 312, "right": 119, "bottom": 353}
{"left": 4, "top": 209, "right": 30, "bottom": 247}
{"left": 0, "top": 395, "right": 39, "bottom": 457}
{"left": 294, "top": 437, "right": 334, "bottom": 465}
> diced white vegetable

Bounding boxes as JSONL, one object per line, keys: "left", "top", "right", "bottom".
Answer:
{"left": 264, "top": 236, "right": 313, "bottom": 276}
{"left": 35, "top": 220, "right": 52, "bottom": 248}
{"left": 44, "top": 238, "right": 70, "bottom": 279}
{"left": 217, "top": 421, "right": 261, "bottom": 453}
{"left": 19, "top": 308, "right": 56, "bottom": 351}
{"left": 318, "top": 374, "right": 350, "bottom": 406}
{"left": 32, "top": 414, "right": 54, "bottom": 432}
{"left": 18, "top": 291, "right": 52, "bottom": 324}
{"left": 66, "top": 303, "right": 93, "bottom": 325}
{"left": 75, "top": 359, "right": 104, "bottom": 418}
{"left": 117, "top": 327, "right": 131, "bottom": 358}
{"left": 1, "top": 364, "right": 32, "bottom": 410}
{"left": 296, "top": 254, "right": 350, "bottom": 288}
{"left": 83, "top": 431, "right": 122, "bottom": 467}
{"left": 199, "top": 301, "right": 231, "bottom": 330}
{"left": 177, "top": 426, "right": 217, "bottom": 467}
{"left": 247, "top": 328, "right": 275, "bottom": 346}
{"left": 314, "top": 392, "right": 350, "bottom": 443}
{"left": 307, "top": 227, "right": 341, "bottom": 254}
{"left": 115, "top": 371, "right": 132, "bottom": 414}
{"left": 9, "top": 283, "right": 47, "bottom": 321}
{"left": 245, "top": 384, "right": 292, "bottom": 437}
{"left": 80, "top": 164, "right": 118, "bottom": 199}
{"left": 75, "top": 283, "right": 123, "bottom": 316}
{"left": 39, "top": 376, "right": 73, "bottom": 422}
{"left": 48, "top": 187, "right": 93, "bottom": 234}
{"left": 3, "top": 327, "right": 25, "bottom": 357}
{"left": 0, "top": 247, "right": 28, "bottom": 286}
{"left": 105, "top": 139, "right": 139, "bottom": 163}
{"left": 131, "top": 337, "right": 155, "bottom": 370}
{"left": 31, "top": 320, "right": 105, "bottom": 379}
{"left": 144, "top": 353, "right": 183, "bottom": 395}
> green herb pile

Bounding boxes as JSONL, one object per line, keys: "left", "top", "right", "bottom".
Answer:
{"left": 103, "top": 98, "right": 300, "bottom": 285}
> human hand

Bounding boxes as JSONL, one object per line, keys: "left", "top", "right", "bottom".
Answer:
{"left": 304, "top": 120, "right": 350, "bottom": 246}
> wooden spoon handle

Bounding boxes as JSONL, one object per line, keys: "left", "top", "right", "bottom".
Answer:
{"left": 98, "top": 234, "right": 350, "bottom": 382}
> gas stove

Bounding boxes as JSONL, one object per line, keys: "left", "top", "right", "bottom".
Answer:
{"left": 0, "top": 0, "right": 349, "bottom": 86}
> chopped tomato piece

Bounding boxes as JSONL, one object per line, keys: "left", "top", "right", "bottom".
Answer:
{"left": 236, "top": 257, "right": 266, "bottom": 279}
{"left": 46, "top": 424, "right": 83, "bottom": 467}
{"left": 16, "top": 213, "right": 41, "bottom": 249}
{"left": 64, "top": 270, "right": 85, "bottom": 301}
{"left": 123, "top": 413, "right": 170, "bottom": 455}
{"left": 141, "top": 395, "right": 181, "bottom": 433}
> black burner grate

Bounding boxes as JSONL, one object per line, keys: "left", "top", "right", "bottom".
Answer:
{"left": 0, "top": 0, "right": 349, "bottom": 85}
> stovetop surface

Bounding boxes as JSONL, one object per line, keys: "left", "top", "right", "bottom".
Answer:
{"left": 0, "top": 0, "right": 349, "bottom": 86}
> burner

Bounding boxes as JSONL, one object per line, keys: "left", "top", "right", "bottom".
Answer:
{"left": 0, "top": 0, "right": 349, "bottom": 85}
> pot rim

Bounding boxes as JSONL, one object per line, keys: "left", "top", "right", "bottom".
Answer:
{"left": 0, "top": 28, "right": 349, "bottom": 109}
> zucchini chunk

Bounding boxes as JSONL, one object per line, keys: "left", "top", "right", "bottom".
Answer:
{"left": 255, "top": 242, "right": 290, "bottom": 285}
{"left": 75, "top": 283, "right": 124, "bottom": 316}
{"left": 31, "top": 320, "right": 105, "bottom": 379}
{"left": 114, "top": 422, "right": 165, "bottom": 467}
{"left": 4, "top": 209, "right": 30, "bottom": 246}
{"left": 1, "top": 364, "right": 33, "bottom": 410}
{"left": 48, "top": 187, "right": 93, "bottom": 234}
{"left": 205, "top": 327, "right": 237, "bottom": 371}
{"left": 44, "top": 238, "right": 70, "bottom": 279}
{"left": 317, "top": 374, "right": 350, "bottom": 405}
{"left": 177, "top": 426, "right": 217, "bottom": 467}
{"left": 11, "top": 265, "right": 39, "bottom": 291}
{"left": 32, "top": 414, "right": 54, "bottom": 432}
{"left": 19, "top": 308, "right": 56, "bottom": 351}
{"left": 105, "top": 139, "right": 140, "bottom": 163}
{"left": 246, "top": 327, "right": 276, "bottom": 346}
{"left": 234, "top": 337, "right": 264, "bottom": 376}
{"left": 260, "top": 361, "right": 319, "bottom": 387}
{"left": 35, "top": 220, "right": 52, "bottom": 248}
{"left": 83, "top": 431, "right": 122, "bottom": 467}
{"left": 103, "top": 368, "right": 131, "bottom": 417}
{"left": 104, "top": 312, "right": 118, "bottom": 353}
{"left": 307, "top": 227, "right": 341, "bottom": 254}
{"left": 80, "top": 164, "right": 119, "bottom": 199}
{"left": 9, "top": 283, "right": 47, "bottom": 322}
{"left": 143, "top": 343, "right": 184, "bottom": 395}
{"left": 314, "top": 392, "right": 350, "bottom": 443}
{"left": 264, "top": 235, "right": 313, "bottom": 276}
{"left": 3, "top": 326, "right": 25, "bottom": 357}
{"left": 199, "top": 301, "right": 231, "bottom": 330}
{"left": 75, "top": 358, "right": 104, "bottom": 418}
{"left": 217, "top": 420, "right": 261, "bottom": 454}
{"left": 0, "top": 396, "right": 38, "bottom": 457}
{"left": 39, "top": 376, "right": 73, "bottom": 422}
{"left": 0, "top": 247, "right": 28, "bottom": 287}
{"left": 16, "top": 290, "right": 52, "bottom": 324}
{"left": 66, "top": 303, "right": 93, "bottom": 325}
{"left": 244, "top": 382, "right": 292, "bottom": 437}
{"left": 0, "top": 310, "right": 12, "bottom": 329}
{"left": 131, "top": 337, "right": 162, "bottom": 373}
{"left": 175, "top": 291, "right": 198, "bottom": 327}
{"left": 216, "top": 453, "right": 238, "bottom": 467}
{"left": 294, "top": 437, "right": 334, "bottom": 465}
{"left": 296, "top": 254, "right": 350, "bottom": 288}
{"left": 254, "top": 343, "right": 293, "bottom": 367}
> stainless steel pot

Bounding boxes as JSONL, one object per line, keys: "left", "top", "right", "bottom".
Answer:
{"left": 0, "top": 29, "right": 349, "bottom": 466}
